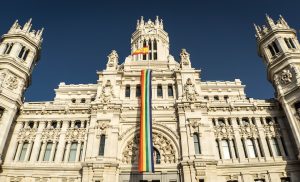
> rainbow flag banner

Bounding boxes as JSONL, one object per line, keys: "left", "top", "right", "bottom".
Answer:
{"left": 139, "top": 69, "right": 154, "bottom": 173}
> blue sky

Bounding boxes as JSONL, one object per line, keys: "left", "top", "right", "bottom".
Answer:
{"left": 0, "top": 0, "right": 299, "bottom": 101}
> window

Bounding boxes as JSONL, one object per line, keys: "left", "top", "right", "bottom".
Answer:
{"left": 81, "top": 98, "right": 86, "bottom": 103}
{"left": 266, "top": 117, "right": 273, "bottom": 125}
{"left": 68, "top": 142, "right": 77, "bottom": 162}
{"left": 193, "top": 133, "right": 201, "bottom": 154}
{"left": 99, "top": 135, "right": 106, "bottom": 156}
{"left": 79, "top": 142, "right": 84, "bottom": 161}
{"left": 216, "top": 140, "right": 221, "bottom": 159}
{"left": 0, "top": 107, "right": 4, "bottom": 119}
{"left": 204, "top": 96, "right": 209, "bottom": 100}
{"left": 254, "top": 179, "right": 265, "bottom": 182}
{"left": 19, "top": 141, "right": 29, "bottom": 161}
{"left": 246, "top": 139, "right": 257, "bottom": 158}
{"left": 268, "top": 45, "right": 275, "bottom": 56}
{"left": 271, "top": 137, "right": 281, "bottom": 156}
{"left": 221, "top": 139, "right": 231, "bottom": 159}
{"left": 75, "top": 121, "right": 81, "bottom": 128}
{"left": 51, "top": 121, "right": 57, "bottom": 129}
{"left": 43, "top": 142, "right": 53, "bottom": 161}
{"left": 281, "top": 177, "right": 291, "bottom": 182}
{"left": 199, "top": 180, "right": 205, "bottom": 182}
{"left": 218, "top": 118, "right": 225, "bottom": 126}
{"left": 168, "top": 84, "right": 173, "bottom": 97}
{"left": 71, "top": 99, "right": 76, "bottom": 103}
{"left": 272, "top": 42, "right": 280, "bottom": 53}
{"left": 148, "top": 40, "right": 152, "bottom": 60}
{"left": 214, "top": 96, "right": 219, "bottom": 100}
{"left": 4, "top": 43, "right": 13, "bottom": 54}
{"left": 28, "top": 121, "right": 34, "bottom": 128}
{"left": 91, "top": 97, "right": 95, "bottom": 101}
{"left": 280, "top": 137, "right": 288, "bottom": 156}
{"left": 268, "top": 41, "right": 280, "bottom": 57}
{"left": 242, "top": 118, "right": 250, "bottom": 125}
{"left": 284, "top": 38, "right": 296, "bottom": 49}
{"left": 143, "top": 39, "right": 147, "bottom": 60}
{"left": 18, "top": 46, "right": 25, "bottom": 58}
{"left": 224, "top": 95, "right": 229, "bottom": 101}
{"left": 153, "top": 147, "right": 161, "bottom": 164}
{"left": 153, "top": 39, "right": 157, "bottom": 60}
{"left": 23, "top": 50, "right": 29, "bottom": 60}
{"left": 257, "top": 139, "right": 264, "bottom": 157}
{"left": 157, "top": 84, "right": 163, "bottom": 97}
{"left": 136, "top": 84, "right": 141, "bottom": 97}
{"left": 125, "top": 85, "right": 130, "bottom": 98}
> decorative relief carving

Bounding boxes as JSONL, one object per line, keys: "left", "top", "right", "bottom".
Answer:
{"left": 65, "top": 128, "right": 86, "bottom": 141}
{"left": 263, "top": 123, "right": 281, "bottom": 137}
{"left": 99, "top": 80, "right": 115, "bottom": 104}
{"left": 0, "top": 72, "right": 6, "bottom": 87}
{"left": 122, "top": 132, "right": 176, "bottom": 164}
{"left": 239, "top": 124, "right": 258, "bottom": 138}
{"left": 187, "top": 119, "right": 203, "bottom": 135}
{"left": 183, "top": 78, "right": 199, "bottom": 102}
{"left": 95, "top": 120, "right": 110, "bottom": 136}
{"left": 5, "top": 75, "right": 19, "bottom": 90}
{"left": 214, "top": 125, "right": 234, "bottom": 139}
{"left": 280, "top": 69, "right": 292, "bottom": 84}
{"left": 41, "top": 128, "right": 61, "bottom": 140}
{"left": 18, "top": 128, "right": 37, "bottom": 140}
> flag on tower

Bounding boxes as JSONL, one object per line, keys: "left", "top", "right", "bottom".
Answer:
{"left": 132, "top": 47, "right": 149, "bottom": 55}
{"left": 139, "top": 69, "right": 154, "bottom": 173}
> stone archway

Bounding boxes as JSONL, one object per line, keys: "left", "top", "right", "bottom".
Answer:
{"left": 122, "top": 132, "right": 176, "bottom": 164}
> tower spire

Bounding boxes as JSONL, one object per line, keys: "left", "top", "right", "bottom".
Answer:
{"left": 265, "top": 14, "right": 275, "bottom": 28}
{"left": 23, "top": 18, "right": 32, "bottom": 32}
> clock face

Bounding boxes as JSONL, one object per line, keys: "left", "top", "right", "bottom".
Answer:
{"left": 147, "top": 29, "right": 156, "bottom": 34}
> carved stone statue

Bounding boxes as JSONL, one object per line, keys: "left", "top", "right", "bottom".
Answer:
{"left": 180, "top": 49, "right": 191, "bottom": 67}
{"left": 183, "top": 78, "right": 199, "bottom": 101}
{"left": 5, "top": 76, "right": 18, "bottom": 90}
{"left": 280, "top": 69, "right": 292, "bottom": 84}
{"left": 107, "top": 50, "right": 119, "bottom": 68}
{"left": 99, "top": 80, "right": 115, "bottom": 104}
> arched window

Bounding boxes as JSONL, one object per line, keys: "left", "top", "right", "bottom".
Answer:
{"left": 193, "top": 133, "right": 201, "bottom": 154}
{"left": 221, "top": 139, "right": 231, "bottom": 159}
{"left": 157, "top": 84, "right": 163, "bottom": 97}
{"left": 23, "top": 49, "right": 30, "bottom": 60}
{"left": 99, "top": 135, "right": 106, "bottom": 156}
{"left": 289, "top": 38, "right": 296, "bottom": 48}
{"left": 153, "top": 147, "right": 161, "bottom": 164}
{"left": 68, "top": 142, "right": 77, "bottom": 162}
{"left": 28, "top": 121, "right": 34, "bottom": 128}
{"left": 148, "top": 40, "right": 152, "bottom": 60}
{"left": 5, "top": 43, "right": 14, "bottom": 54}
{"left": 71, "top": 98, "right": 76, "bottom": 103}
{"left": 81, "top": 98, "right": 86, "bottom": 103}
{"left": 43, "top": 142, "right": 53, "bottom": 161}
{"left": 246, "top": 138, "right": 257, "bottom": 158}
{"left": 168, "top": 84, "right": 173, "bottom": 97}
{"left": 125, "top": 85, "right": 130, "bottom": 98}
{"left": 19, "top": 141, "right": 29, "bottom": 161}
{"left": 136, "top": 84, "right": 141, "bottom": 97}
{"left": 268, "top": 45, "right": 275, "bottom": 56}
{"left": 270, "top": 137, "right": 281, "bottom": 156}
{"left": 284, "top": 38, "right": 291, "bottom": 49}
{"left": 143, "top": 39, "right": 147, "bottom": 60}
{"left": 51, "top": 121, "right": 57, "bottom": 129}
{"left": 153, "top": 39, "right": 157, "bottom": 60}
{"left": 18, "top": 46, "right": 26, "bottom": 58}
{"left": 218, "top": 118, "right": 225, "bottom": 126}
{"left": 75, "top": 120, "right": 81, "bottom": 128}
{"left": 242, "top": 118, "right": 250, "bottom": 125}
{"left": 272, "top": 42, "right": 280, "bottom": 53}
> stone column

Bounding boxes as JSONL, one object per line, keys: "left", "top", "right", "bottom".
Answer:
{"left": 217, "top": 139, "right": 224, "bottom": 160}
{"left": 253, "top": 138, "right": 261, "bottom": 160}
{"left": 49, "top": 141, "right": 57, "bottom": 162}
{"left": 228, "top": 138, "right": 236, "bottom": 159}
{"left": 55, "top": 120, "right": 67, "bottom": 162}
{"left": 64, "top": 141, "right": 71, "bottom": 162}
{"left": 38, "top": 141, "right": 47, "bottom": 161}
{"left": 266, "top": 136, "right": 274, "bottom": 158}
{"left": 255, "top": 117, "right": 271, "bottom": 160}
{"left": 5, "top": 121, "right": 23, "bottom": 162}
{"left": 24, "top": 141, "right": 33, "bottom": 161}
{"left": 30, "top": 121, "right": 46, "bottom": 162}
{"left": 75, "top": 141, "right": 81, "bottom": 162}
{"left": 277, "top": 117, "right": 296, "bottom": 159}
{"left": 231, "top": 118, "right": 245, "bottom": 161}
{"left": 241, "top": 138, "right": 249, "bottom": 159}
{"left": 179, "top": 115, "right": 189, "bottom": 160}
{"left": 14, "top": 141, "right": 23, "bottom": 162}
{"left": 10, "top": 42, "right": 21, "bottom": 57}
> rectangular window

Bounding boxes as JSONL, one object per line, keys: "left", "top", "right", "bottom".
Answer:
{"left": 221, "top": 139, "right": 231, "bottom": 159}
{"left": 157, "top": 84, "right": 163, "bottom": 97}
{"left": 125, "top": 85, "right": 130, "bottom": 98}
{"left": 168, "top": 85, "right": 173, "bottom": 97}
{"left": 216, "top": 140, "right": 221, "bottom": 159}
{"left": 19, "top": 142, "right": 29, "bottom": 161}
{"left": 43, "top": 142, "right": 53, "bottom": 161}
{"left": 271, "top": 138, "right": 281, "bottom": 156}
{"left": 257, "top": 138, "right": 264, "bottom": 157}
{"left": 136, "top": 85, "right": 141, "bottom": 97}
{"left": 193, "top": 133, "right": 201, "bottom": 154}
{"left": 68, "top": 142, "right": 77, "bottom": 162}
{"left": 79, "top": 142, "right": 84, "bottom": 161}
{"left": 99, "top": 135, "right": 106, "bottom": 156}
{"left": 246, "top": 139, "right": 257, "bottom": 158}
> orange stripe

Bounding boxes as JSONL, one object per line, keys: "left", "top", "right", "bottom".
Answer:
{"left": 139, "top": 70, "right": 145, "bottom": 172}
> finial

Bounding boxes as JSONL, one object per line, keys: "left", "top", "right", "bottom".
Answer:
{"left": 160, "top": 18, "right": 163, "bottom": 29}
{"left": 23, "top": 18, "right": 33, "bottom": 32}
{"left": 254, "top": 23, "right": 261, "bottom": 39}
{"left": 140, "top": 16, "right": 144, "bottom": 26}
{"left": 9, "top": 20, "right": 19, "bottom": 32}
{"left": 155, "top": 15, "right": 160, "bottom": 26}
{"left": 37, "top": 27, "right": 44, "bottom": 39}
{"left": 279, "top": 14, "right": 289, "bottom": 28}
{"left": 265, "top": 14, "right": 275, "bottom": 27}
{"left": 136, "top": 19, "right": 140, "bottom": 29}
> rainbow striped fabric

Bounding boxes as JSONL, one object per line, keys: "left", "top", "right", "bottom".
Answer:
{"left": 138, "top": 69, "right": 154, "bottom": 173}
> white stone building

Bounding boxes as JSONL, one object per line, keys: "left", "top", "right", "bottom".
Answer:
{"left": 0, "top": 15, "right": 299, "bottom": 182}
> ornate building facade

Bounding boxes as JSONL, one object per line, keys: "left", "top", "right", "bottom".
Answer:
{"left": 0, "top": 15, "right": 299, "bottom": 182}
